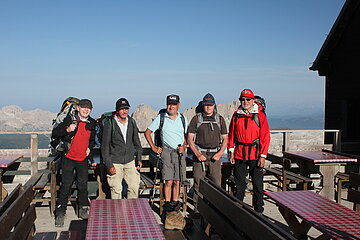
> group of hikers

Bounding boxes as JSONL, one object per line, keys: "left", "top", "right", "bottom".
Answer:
{"left": 51, "top": 88, "right": 271, "bottom": 230}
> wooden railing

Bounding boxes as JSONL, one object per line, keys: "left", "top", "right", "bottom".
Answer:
{"left": 0, "top": 129, "right": 341, "bottom": 178}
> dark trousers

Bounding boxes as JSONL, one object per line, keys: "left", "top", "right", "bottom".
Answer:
{"left": 234, "top": 159, "right": 264, "bottom": 213}
{"left": 193, "top": 152, "right": 221, "bottom": 208}
{"left": 56, "top": 156, "right": 89, "bottom": 216}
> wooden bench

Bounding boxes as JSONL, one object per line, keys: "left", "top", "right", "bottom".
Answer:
{"left": 22, "top": 171, "right": 54, "bottom": 207}
{"left": 335, "top": 172, "right": 349, "bottom": 203}
{"left": 0, "top": 183, "right": 57, "bottom": 240}
{"left": 58, "top": 230, "right": 83, "bottom": 240}
{"left": 198, "top": 178, "right": 296, "bottom": 240}
{"left": 348, "top": 172, "right": 360, "bottom": 212}
{"left": 225, "top": 174, "right": 250, "bottom": 196}
{"left": 264, "top": 167, "right": 312, "bottom": 191}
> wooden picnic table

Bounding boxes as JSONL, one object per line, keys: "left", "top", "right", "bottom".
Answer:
{"left": 0, "top": 154, "right": 23, "bottom": 202}
{"left": 265, "top": 190, "right": 360, "bottom": 240}
{"left": 86, "top": 198, "right": 165, "bottom": 240}
{"left": 283, "top": 151, "right": 357, "bottom": 199}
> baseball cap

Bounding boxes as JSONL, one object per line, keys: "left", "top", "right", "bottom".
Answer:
{"left": 116, "top": 98, "right": 130, "bottom": 110}
{"left": 166, "top": 94, "right": 180, "bottom": 105}
{"left": 78, "top": 99, "right": 93, "bottom": 109}
{"left": 239, "top": 89, "right": 255, "bottom": 99}
{"left": 202, "top": 93, "right": 215, "bottom": 105}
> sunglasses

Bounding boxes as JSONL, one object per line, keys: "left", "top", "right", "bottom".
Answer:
{"left": 240, "top": 98, "right": 253, "bottom": 102}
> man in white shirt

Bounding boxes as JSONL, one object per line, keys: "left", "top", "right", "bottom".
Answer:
{"left": 101, "top": 98, "right": 142, "bottom": 199}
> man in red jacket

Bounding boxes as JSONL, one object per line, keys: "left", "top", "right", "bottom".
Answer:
{"left": 228, "top": 89, "right": 270, "bottom": 214}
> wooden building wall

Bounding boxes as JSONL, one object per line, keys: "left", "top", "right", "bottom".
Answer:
{"left": 323, "top": 7, "right": 360, "bottom": 152}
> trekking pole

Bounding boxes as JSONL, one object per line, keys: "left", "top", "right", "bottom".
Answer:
{"left": 177, "top": 144, "right": 183, "bottom": 183}
{"left": 150, "top": 158, "right": 160, "bottom": 208}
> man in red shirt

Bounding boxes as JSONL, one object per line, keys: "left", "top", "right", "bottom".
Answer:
{"left": 52, "top": 99, "right": 96, "bottom": 227}
{"left": 228, "top": 89, "right": 270, "bottom": 214}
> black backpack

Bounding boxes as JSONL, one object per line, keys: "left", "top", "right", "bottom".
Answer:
{"left": 154, "top": 109, "right": 186, "bottom": 147}
{"left": 94, "top": 111, "right": 116, "bottom": 149}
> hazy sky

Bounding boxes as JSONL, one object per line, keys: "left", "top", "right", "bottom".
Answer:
{"left": 0, "top": 0, "right": 345, "bottom": 117}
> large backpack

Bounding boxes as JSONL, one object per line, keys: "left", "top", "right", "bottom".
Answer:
{"left": 94, "top": 111, "right": 116, "bottom": 149}
{"left": 154, "top": 109, "right": 186, "bottom": 147}
{"left": 50, "top": 97, "right": 79, "bottom": 155}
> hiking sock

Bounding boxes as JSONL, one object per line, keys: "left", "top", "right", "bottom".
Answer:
{"left": 170, "top": 200, "right": 182, "bottom": 212}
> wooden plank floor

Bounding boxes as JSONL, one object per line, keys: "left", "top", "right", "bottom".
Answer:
{"left": 30, "top": 184, "right": 355, "bottom": 239}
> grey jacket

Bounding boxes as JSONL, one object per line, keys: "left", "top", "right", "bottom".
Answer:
{"left": 101, "top": 115, "right": 142, "bottom": 169}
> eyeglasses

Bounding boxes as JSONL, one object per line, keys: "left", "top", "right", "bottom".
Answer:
{"left": 240, "top": 98, "right": 253, "bottom": 102}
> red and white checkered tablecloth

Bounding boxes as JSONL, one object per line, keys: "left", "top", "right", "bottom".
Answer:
{"left": 0, "top": 155, "right": 23, "bottom": 167}
{"left": 284, "top": 151, "right": 357, "bottom": 163}
{"left": 86, "top": 198, "right": 165, "bottom": 240}
{"left": 265, "top": 191, "right": 360, "bottom": 240}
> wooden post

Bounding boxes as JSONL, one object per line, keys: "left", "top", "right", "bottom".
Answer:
{"left": 335, "top": 131, "right": 342, "bottom": 152}
{"left": 30, "top": 134, "right": 38, "bottom": 176}
{"left": 282, "top": 132, "right": 289, "bottom": 152}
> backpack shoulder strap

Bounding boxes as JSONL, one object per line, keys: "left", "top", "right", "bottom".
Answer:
{"left": 252, "top": 113, "right": 260, "bottom": 128}
{"left": 196, "top": 113, "right": 203, "bottom": 131}
{"left": 180, "top": 113, "right": 186, "bottom": 134}
{"left": 159, "top": 112, "right": 166, "bottom": 131}
{"left": 214, "top": 113, "right": 221, "bottom": 129}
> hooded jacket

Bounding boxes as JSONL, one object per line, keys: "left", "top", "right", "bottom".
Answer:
{"left": 228, "top": 103, "right": 270, "bottom": 160}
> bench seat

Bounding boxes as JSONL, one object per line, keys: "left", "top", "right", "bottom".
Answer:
{"left": 264, "top": 167, "right": 312, "bottom": 191}
{"left": 198, "top": 178, "right": 295, "bottom": 240}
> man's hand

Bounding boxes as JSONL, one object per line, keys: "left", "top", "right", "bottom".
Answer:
{"left": 258, "top": 157, "right": 265, "bottom": 168}
{"left": 67, "top": 123, "right": 76, "bottom": 133}
{"left": 108, "top": 167, "right": 116, "bottom": 175}
{"left": 229, "top": 152, "right": 235, "bottom": 164}
{"left": 152, "top": 146, "right": 163, "bottom": 155}
{"left": 86, "top": 148, "right": 90, "bottom": 156}
{"left": 196, "top": 153, "right": 207, "bottom": 162}
{"left": 177, "top": 145, "right": 186, "bottom": 154}
{"left": 137, "top": 161, "right": 142, "bottom": 170}
{"left": 212, "top": 152, "right": 222, "bottom": 161}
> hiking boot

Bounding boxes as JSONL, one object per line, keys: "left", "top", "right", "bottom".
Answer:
{"left": 79, "top": 207, "right": 89, "bottom": 220}
{"left": 165, "top": 211, "right": 186, "bottom": 230}
{"left": 161, "top": 201, "right": 173, "bottom": 224}
{"left": 55, "top": 214, "right": 65, "bottom": 227}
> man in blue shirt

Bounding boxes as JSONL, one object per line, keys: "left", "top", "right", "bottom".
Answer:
{"left": 144, "top": 94, "right": 188, "bottom": 230}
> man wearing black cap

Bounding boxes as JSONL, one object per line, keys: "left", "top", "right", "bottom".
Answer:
{"left": 145, "top": 94, "right": 188, "bottom": 230}
{"left": 101, "top": 98, "right": 142, "bottom": 199}
{"left": 52, "top": 98, "right": 96, "bottom": 227}
{"left": 187, "top": 93, "right": 228, "bottom": 213}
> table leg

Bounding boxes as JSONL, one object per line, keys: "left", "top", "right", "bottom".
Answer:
{"left": 279, "top": 206, "right": 311, "bottom": 239}
{"left": 296, "top": 160, "right": 318, "bottom": 190}
{"left": 318, "top": 165, "right": 341, "bottom": 200}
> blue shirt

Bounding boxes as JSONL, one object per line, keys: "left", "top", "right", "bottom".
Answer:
{"left": 148, "top": 112, "right": 188, "bottom": 149}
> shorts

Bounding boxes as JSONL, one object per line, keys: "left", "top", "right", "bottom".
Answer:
{"left": 160, "top": 147, "right": 186, "bottom": 181}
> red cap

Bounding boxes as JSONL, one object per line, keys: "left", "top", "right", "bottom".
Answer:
{"left": 240, "top": 89, "right": 254, "bottom": 99}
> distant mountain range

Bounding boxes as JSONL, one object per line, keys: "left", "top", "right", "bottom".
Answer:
{"left": 0, "top": 104, "right": 324, "bottom": 133}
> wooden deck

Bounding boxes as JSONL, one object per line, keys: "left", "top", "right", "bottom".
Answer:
{"left": 25, "top": 183, "right": 355, "bottom": 240}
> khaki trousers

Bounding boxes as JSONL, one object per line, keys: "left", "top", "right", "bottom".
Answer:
{"left": 107, "top": 161, "right": 140, "bottom": 199}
